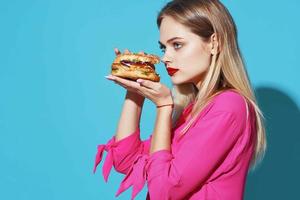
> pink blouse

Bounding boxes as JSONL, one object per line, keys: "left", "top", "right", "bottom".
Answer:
{"left": 93, "top": 90, "right": 256, "bottom": 200}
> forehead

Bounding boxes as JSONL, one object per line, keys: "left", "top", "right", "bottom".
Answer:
{"left": 159, "top": 16, "right": 192, "bottom": 42}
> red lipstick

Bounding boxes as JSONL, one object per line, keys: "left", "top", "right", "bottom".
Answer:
{"left": 166, "top": 67, "right": 179, "bottom": 76}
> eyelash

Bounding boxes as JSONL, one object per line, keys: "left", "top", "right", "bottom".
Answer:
{"left": 174, "top": 42, "right": 182, "bottom": 49}
{"left": 160, "top": 42, "right": 182, "bottom": 53}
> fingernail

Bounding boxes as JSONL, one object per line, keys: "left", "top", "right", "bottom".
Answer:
{"left": 136, "top": 79, "right": 143, "bottom": 83}
{"left": 105, "top": 75, "right": 114, "bottom": 80}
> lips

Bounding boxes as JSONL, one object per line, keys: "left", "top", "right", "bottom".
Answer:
{"left": 166, "top": 67, "right": 179, "bottom": 76}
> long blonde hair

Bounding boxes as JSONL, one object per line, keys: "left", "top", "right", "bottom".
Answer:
{"left": 157, "top": 0, "right": 266, "bottom": 170}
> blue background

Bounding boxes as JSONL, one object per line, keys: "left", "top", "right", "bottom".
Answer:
{"left": 0, "top": 0, "right": 299, "bottom": 199}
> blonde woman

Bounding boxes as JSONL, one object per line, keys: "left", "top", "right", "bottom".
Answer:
{"left": 94, "top": 0, "right": 267, "bottom": 199}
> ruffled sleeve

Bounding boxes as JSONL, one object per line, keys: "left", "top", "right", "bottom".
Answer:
{"left": 115, "top": 111, "right": 246, "bottom": 200}
{"left": 114, "top": 149, "right": 180, "bottom": 200}
{"left": 93, "top": 127, "right": 147, "bottom": 182}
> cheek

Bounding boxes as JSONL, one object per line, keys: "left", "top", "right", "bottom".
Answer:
{"left": 181, "top": 45, "right": 211, "bottom": 73}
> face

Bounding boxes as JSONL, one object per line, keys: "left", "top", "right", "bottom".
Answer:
{"left": 159, "top": 16, "right": 213, "bottom": 87}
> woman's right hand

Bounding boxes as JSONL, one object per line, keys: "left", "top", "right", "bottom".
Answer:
{"left": 110, "top": 48, "right": 146, "bottom": 103}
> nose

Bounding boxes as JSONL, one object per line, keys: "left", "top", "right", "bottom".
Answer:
{"left": 161, "top": 52, "right": 171, "bottom": 66}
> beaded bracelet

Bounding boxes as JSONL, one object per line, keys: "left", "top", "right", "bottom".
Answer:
{"left": 156, "top": 103, "right": 174, "bottom": 108}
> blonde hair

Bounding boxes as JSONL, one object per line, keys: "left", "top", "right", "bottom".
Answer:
{"left": 157, "top": 0, "right": 266, "bottom": 170}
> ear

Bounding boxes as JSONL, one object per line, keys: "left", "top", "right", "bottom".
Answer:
{"left": 210, "top": 33, "right": 219, "bottom": 55}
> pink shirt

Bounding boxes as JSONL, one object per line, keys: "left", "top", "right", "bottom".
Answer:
{"left": 94, "top": 90, "right": 256, "bottom": 200}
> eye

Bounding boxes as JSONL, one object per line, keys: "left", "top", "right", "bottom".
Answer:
{"left": 173, "top": 42, "right": 182, "bottom": 50}
{"left": 159, "top": 42, "right": 182, "bottom": 53}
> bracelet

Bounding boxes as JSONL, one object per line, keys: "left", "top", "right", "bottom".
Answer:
{"left": 156, "top": 103, "right": 174, "bottom": 108}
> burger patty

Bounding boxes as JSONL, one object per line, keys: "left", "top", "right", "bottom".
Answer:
{"left": 112, "top": 62, "right": 155, "bottom": 71}
{"left": 119, "top": 60, "right": 155, "bottom": 70}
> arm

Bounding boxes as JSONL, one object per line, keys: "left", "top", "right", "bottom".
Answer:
{"left": 144, "top": 91, "right": 250, "bottom": 199}
{"left": 115, "top": 91, "right": 145, "bottom": 141}
{"left": 110, "top": 92, "right": 148, "bottom": 173}
{"left": 115, "top": 109, "right": 246, "bottom": 200}
{"left": 93, "top": 91, "right": 150, "bottom": 181}
{"left": 150, "top": 105, "right": 173, "bottom": 154}
{"left": 115, "top": 104, "right": 173, "bottom": 199}
{"left": 146, "top": 111, "right": 244, "bottom": 200}
{"left": 94, "top": 49, "right": 156, "bottom": 182}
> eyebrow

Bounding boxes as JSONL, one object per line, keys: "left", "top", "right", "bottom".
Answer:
{"left": 158, "top": 37, "right": 184, "bottom": 47}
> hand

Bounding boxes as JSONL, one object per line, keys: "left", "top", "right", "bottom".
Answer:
{"left": 106, "top": 48, "right": 144, "bottom": 96}
{"left": 106, "top": 75, "right": 173, "bottom": 106}
{"left": 105, "top": 49, "right": 173, "bottom": 106}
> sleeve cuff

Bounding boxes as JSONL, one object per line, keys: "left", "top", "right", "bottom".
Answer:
{"left": 111, "top": 128, "right": 141, "bottom": 151}
{"left": 146, "top": 149, "right": 174, "bottom": 182}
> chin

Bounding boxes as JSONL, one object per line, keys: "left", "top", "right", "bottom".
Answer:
{"left": 170, "top": 76, "right": 189, "bottom": 85}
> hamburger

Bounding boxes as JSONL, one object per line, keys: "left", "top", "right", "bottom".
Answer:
{"left": 111, "top": 52, "right": 160, "bottom": 82}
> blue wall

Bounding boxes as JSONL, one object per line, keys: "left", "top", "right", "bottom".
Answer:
{"left": 0, "top": 0, "right": 299, "bottom": 199}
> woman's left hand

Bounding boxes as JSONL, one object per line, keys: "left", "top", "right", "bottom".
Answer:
{"left": 105, "top": 75, "right": 173, "bottom": 106}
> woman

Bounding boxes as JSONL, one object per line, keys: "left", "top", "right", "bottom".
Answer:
{"left": 94, "top": 0, "right": 267, "bottom": 199}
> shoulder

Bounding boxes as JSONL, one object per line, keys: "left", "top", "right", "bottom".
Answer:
{"left": 209, "top": 90, "right": 248, "bottom": 121}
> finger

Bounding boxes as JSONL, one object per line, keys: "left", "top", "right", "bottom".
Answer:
{"left": 136, "top": 90, "right": 145, "bottom": 97}
{"left": 113, "top": 80, "right": 128, "bottom": 89}
{"left": 138, "top": 51, "right": 148, "bottom": 55}
{"left": 114, "top": 48, "right": 121, "bottom": 55}
{"left": 136, "top": 79, "right": 158, "bottom": 90}
{"left": 115, "top": 81, "right": 145, "bottom": 95}
{"left": 113, "top": 78, "right": 152, "bottom": 98}
{"left": 124, "top": 49, "right": 131, "bottom": 54}
{"left": 113, "top": 75, "right": 141, "bottom": 89}
{"left": 137, "top": 87, "right": 152, "bottom": 98}
{"left": 107, "top": 75, "right": 153, "bottom": 96}
{"left": 111, "top": 78, "right": 131, "bottom": 89}
{"left": 105, "top": 74, "right": 115, "bottom": 80}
